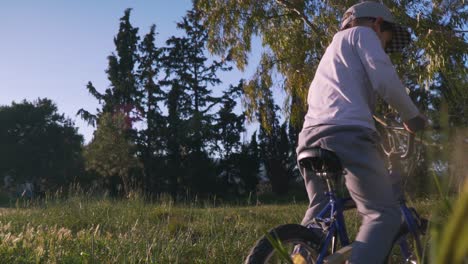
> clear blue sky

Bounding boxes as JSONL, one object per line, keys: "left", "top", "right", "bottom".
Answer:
{"left": 0, "top": 1, "right": 263, "bottom": 143}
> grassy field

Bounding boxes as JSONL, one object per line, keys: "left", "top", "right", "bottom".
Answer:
{"left": 0, "top": 196, "right": 436, "bottom": 263}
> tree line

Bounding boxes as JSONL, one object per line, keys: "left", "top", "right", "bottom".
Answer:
{"left": 0, "top": 9, "right": 299, "bottom": 200}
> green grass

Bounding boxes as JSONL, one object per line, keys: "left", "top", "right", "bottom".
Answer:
{"left": 0, "top": 196, "right": 436, "bottom": 263}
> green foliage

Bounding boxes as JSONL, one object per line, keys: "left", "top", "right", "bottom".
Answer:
{"left": 83, "top": 112, "right": 141, "bottom": 195}
{"left": 0, "top": 98, "right": 84, "bottom": 188}
{"left": 196, "top": 0, "right": 338, "bottom": 125}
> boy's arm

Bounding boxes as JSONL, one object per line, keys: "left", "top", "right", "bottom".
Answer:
{"left": 354, "top": 27, "right": 420, "bottom": 122}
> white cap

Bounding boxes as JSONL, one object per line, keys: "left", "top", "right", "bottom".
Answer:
{"left": 341, "top": 1, "right": 411, "bottom": 53}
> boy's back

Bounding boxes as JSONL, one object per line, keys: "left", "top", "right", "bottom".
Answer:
{"left": 304, "top": 26, "right": 419, "bottom": 132}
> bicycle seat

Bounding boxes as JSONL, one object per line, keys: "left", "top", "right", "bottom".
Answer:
{"left": 297, "top": 147, "right": 343, "bottom": 176}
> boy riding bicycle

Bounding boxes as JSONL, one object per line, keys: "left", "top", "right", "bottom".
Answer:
{"left": 296, "top": 2, "right": 426, "bottom": 263}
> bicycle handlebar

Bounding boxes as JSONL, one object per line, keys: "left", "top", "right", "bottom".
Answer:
{"left": 373, "top": 115, "right": 415, "bottom": 160}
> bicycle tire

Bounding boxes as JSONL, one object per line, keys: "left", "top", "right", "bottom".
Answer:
{"left": 244, "top": 224, "right": 324, "bottom": 264}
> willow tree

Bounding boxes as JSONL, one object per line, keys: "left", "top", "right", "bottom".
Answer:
{"left": 195, "top": 0, "right": 466, "bottom": 126}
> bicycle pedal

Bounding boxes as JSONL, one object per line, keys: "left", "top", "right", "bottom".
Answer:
{"left": 291, "top": 253, "right": 308, "bottom": 264}
{"left": 291, "top": 246, "right": 313, "bottom": 264}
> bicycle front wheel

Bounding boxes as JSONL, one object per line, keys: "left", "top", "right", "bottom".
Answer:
{"left": 244, "top": 224, "right": 324, "bottom": 264}
{"left": 387, "top": 219, "right": 427, "bottom": 264}
{"left": 387, "top": 233, "right": 423, "bottom": 264}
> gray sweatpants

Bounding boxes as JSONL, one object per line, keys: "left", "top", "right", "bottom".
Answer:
{"left": 297, "top": 125, "right": 401, "bottom": 264}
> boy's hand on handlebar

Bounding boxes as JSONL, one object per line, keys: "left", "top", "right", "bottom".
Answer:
{"left": 403, "top": 114, "right": 427, "bottom": 133}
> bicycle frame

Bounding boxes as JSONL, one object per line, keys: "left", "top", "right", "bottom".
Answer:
{"left": 313, "top": 191, "right": 352, "bottom": 264}
{"left": 312, "top": 182, "right": 423, "bottom": 263}
{"left": 399, "top": 202, "right": 422, "bottom": 261}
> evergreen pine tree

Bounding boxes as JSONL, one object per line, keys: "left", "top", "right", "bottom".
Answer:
{"left": 214, "top": 82, "right": 245, "bottom": 194}
{"left": 238, "top": 132, "right": 261, "bottom": 194}
{"left": 162, "top": 10, "right": 231, "bottom": 196}
{"left": 77, "top": 9, "right": 143, "bottom": 195}
{"left": 136, "top": 24, "right": 166, "bottom": 194}
{"left": 78, "top": 8, "right": 141, "bottom": 130}
{"left": 249, "top": 62, "right": 291, "bottom": 195}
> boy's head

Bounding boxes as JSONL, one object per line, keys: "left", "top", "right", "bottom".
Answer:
{"left": 340, "top": 1, "right": 410, "bottom": 53}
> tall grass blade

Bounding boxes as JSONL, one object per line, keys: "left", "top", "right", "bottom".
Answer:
{"left": 265, "top": 231, "right": 294, "bottom": 264}
{"left": 432, "top": 171, "right": 452, "bottom": 212}
{"left": 433, "top": 181, "right": 468, "bottom": 264}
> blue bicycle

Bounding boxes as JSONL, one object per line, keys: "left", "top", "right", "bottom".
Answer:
{"left": 245, "top": 116, "right": 428, "bottom": 264}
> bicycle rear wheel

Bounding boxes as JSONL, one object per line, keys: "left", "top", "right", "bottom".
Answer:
{"left": 244, "top": 224, "right": 324, "bottom": 264}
